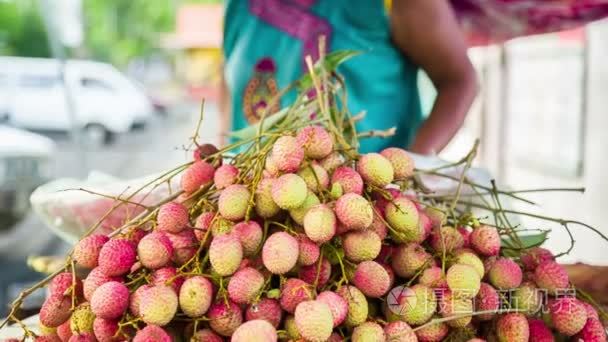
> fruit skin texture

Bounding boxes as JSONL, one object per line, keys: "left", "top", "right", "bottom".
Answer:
{"left": 549, "top": 297, "right": 587, "bottom": 336}
{"left": 139, "top": 285, "right": 179, "bottom": 326}
{"left": 302, "top": 204, "right": 336, "bottom": 243}
{"left": 130, "top": 284, "right": 151, "bottom": 316}
{"left": 271, "top": 135, "right": 305, "bottom": 172}
{"left": 496, "top": 313, "right": 530, "bottom": 342}
{"left": 296, "top": 125, "right": 333, "bottom": 159}
{"left": 150, "top": 267, "right": 184, "bottom": 294}
{"left": 90, "top": 281, "right": 129, "bottom": 320}
{"left": 156, "top": 201, "right": 189, "bottom": 233}
{"left": 343, "top": 230, "right": 382, "bottom": 262}
{"left": 352, "top": 321, "right": 387, "bottom": 342}
{"left": 475, "top": 283, "right": 500, "bottom": 321}
{"left": 255, "top": 178, "right": 281, "bottom": 218}
{"left": 453, "top": 249, "right": 485, "bottom": 278}
{"left": 69, "top": 304, "right": 95, "bottom": 334}
{"left": 280, "top": 278, "right": 314, "bottom": 313}
{"left": 576, "top": 318, "right": 606, "bottom": 342}
{"left": 57, "top": 321, "right": 73, "bottom": 341}
{"left": 316, "top": 291, "right": 348, "bottom": 327}
{"left": 381, "top": 147, "right": 414, "bottom": 180}
{"left": 97, "top": 239, "right": 136, "bottom": 276}
{"left": 488, "top": 258, "right": 523, "bottom": 290}
{"left": 289, "top": 191, "right": 320, "bottom": 225}
{"left": 40, "top": 295, "right": 72, "bottom": 328}
{"left": 49, "top": 272, "right": 82, "bottom": 299}
{"left": 384, "top": 321, "right": 417, "bottom": 342}
{"left": 511, "top": 282, "right": 542, "bottom": 315}
{"left": 209, "top": 233, "right": 243, "bottom": 276}
{"left": 73, "top": 234, "right": 108, "bottom": 269}
{"left": 352, "top": 260, "right": 391, "bottom": 298}
{"left": 299, "top": 258, "right": 332, "bottom": 288}
{"left": 232, "top": 319, "right": 278, "bottom": 342}
{"left": 331, "top": 166, "right": 364, "bottom": 195}
{"left": 271, "top": 173, "right": 308, "bottom": 209}
{"left": 446, "top": 263, "right": 481, "bottom": 298}
{"left": 137, "top": 232, "right": 173, "bottom": 270}
{"left": 228, "top": 267, "right": 265, "bottom": 304}
{"left": 528, "top": 318, "right": 555, "bottom": 342}
{"left": 208, "top": 300, "right": 243, "bottom": 337}
{"left": 133, "top": 325, "right": 172, "bottom": 342}
{"left": 419, "top": 266, "right": 448, "bottom": 289}
{"left": 213, "top": 164, "right": 238, "bottom": 189}
{"left": 391, "top": 243, "right": 431, "bottom": 278}
{"left": 67, "top": 333, "right": 95, "bottom": 341}
{"left": 166, "top": 228, "right": 197, "bottom": 265}
{"left": 320, "top": 151, "right": 345, "bottom": 174}
{"left": 294, "top": 300, "right": 334, "bottom": 342}
{"left": 470, "top": 225, "right": 501, "bottom": 256}
{"left": 231, "top": 221, "right": 263, "bottom": 257}
{"left": 521, "top": 247, "right": 554, "bottom": 271}
{"left": 439, "top": 290, "right": 473, "bottom": 328}
{"left": 181, "top": 160, "right": 215, "bottom": 193}
{"left": 262, "top": 232, "right": 299, "bottom": 274}
{"left": 337, "top": 285, "right": 369, "bottom": 327}
{"left": 191, "top": 328, "right": 223, "bottom": 342}
{"left": 429, "top": 226, "right": 464, "bottom": 253}
{"left": 394, "top": 284, "right": 437, "bottom": 326}
{"left": 534, "top": 261, "right": 569, "bottom": 295}
{"left": 415, "top": 318, "right": 449, "bottom": 342}
{"left": 335, "top": 193, "right": 374, "bottom": 230}
{"left": 82, "top": 267, "right": 120, "bottom": 302}
{"left": 298, "top": 163, "right": 330, "bottom": 193}
{"left": 297, "top": 235, "right": 320, "bottom": 266}
{"left": 357, "top": 153, "right": 395, "bottom": 187}
{"left": 245, "top": 298, "right": 283, "bottom": 328}
{"left": 218, "top": 184, "right": 251, "bottom": 221}
{"left": 179, "top": 276, "right": 213, "bottom": 318}
{"left": 93, "top": 318, "right": 124, "bottom": 342}
{"left": 385, "top": 197, "right": 421, "bottom": 241}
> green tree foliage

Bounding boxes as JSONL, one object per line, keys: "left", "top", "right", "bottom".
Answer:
{"left": 0, "top": 0, "right": 51, "bottom": 57}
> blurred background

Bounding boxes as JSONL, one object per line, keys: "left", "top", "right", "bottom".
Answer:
{"left": 1, "top": 0, "right": 608, "bottom": 314}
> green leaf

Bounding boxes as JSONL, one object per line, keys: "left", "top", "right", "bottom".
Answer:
{"left": 501, "top": 230, "right": 549, "bottom": 257}
{"left": 296, "top": 50, "right": 362, "bottom": 91}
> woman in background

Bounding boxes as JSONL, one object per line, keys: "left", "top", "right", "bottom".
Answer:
{"left": 220, "top": 0, "right": 478, "bottom": 154}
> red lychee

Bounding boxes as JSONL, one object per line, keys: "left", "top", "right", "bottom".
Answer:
{"left": 181, "top": 160, "right": 215, "bottom": 193}
{"left": 156, "top": 201, "right": 189, "bottom": 233}
{"left": 296, "top": 125, "right": 333, "bottom": 159}
{"left": 331, "top": 166, "right": 364, "bottom": 195}
{"left": 73, "top": 234, "right": 108, "bottom": 269}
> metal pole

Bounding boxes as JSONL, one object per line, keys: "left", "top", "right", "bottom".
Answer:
{"left": 38, "top": 0, "right": 87, "bottom": 177}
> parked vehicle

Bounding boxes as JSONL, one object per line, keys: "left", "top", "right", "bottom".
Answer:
{"left": 0, "top": 57, "right": 154, "bottom": 144}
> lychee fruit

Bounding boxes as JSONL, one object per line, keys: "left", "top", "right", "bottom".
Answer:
{"left": 262, "top": 232, "right": 299, "bottom": 274}
{"left": 133, "top": 325, "right": 172, "bottom": 342}
{"left": 210, "top": 233, "right": 243, "bottom": 276}
{"left": 521, "top": 247, "right": 554, "bottom": 271}
{"left": 534, "top": 261, "right": 569, "bottom": 295}
{"left": 191, "top": 328, "right": 223, "bottom": 342}
{"left": 357, "top": 152, "right": 394, "bottom": 187}
{"left": 419, "top": 266, "right": 448, "bottom": 289}
{"left": 320, "top": 151, "right": 344, "bottom": 174}
{"left": 156, "top": 201, "right": 189, "bottom": 233}
{"left": 73, "top": 234, "right": 109, "bottom": 269}
{"left": 93, "top": 318, "right": 124, "bottom": 342}
{"left": 470, "top": 225, "right": 500, "bottom": 256}
{"left": 298, "top": 258, "right": 332, "bottom": 288}
{"left": 284, "top": 315, "right": 301, "bottom": 340}
{"left": 452, "top": 249, "right": 485, "bottom": 278}
{"left": 446, "top": 263, "right": 481, "bottom": 298}
{"left": 166, "top": 228, "right": 197, "bottom": 265}
{"left": 429, "top": 226, "right": 464, "bottom": 253}
{"left": 488, "top": 257, "right": 523, "bottom": 290}
{"left": 380, "top": 147, "right": 414, "bottom": 180}
{"left": 232, "top": 319, "right": 278, "bottom": 342}
{"left": 271, "top": 173, "right": 308, "bottom": 209}
{"left": 270, "top": 135, "right": 305, "bottom": 172}
{"left": 218, "top": 184, "right": 251, "bottom": 221}
{"left": 475, "top": 282, "right": 500, "bottom": 321}
{"left": 193, "top": 143, "right": 219, "bottom": 162}
{"left": 496, "top": 313, "right": 530, "bottom": 342}
{"left": 352, "top": 260, "right": 391, "bottom": 298}
{"left": 150, "top": 267, "right": 184, "bottom": 294}
{"left": 336, "top": 285, "right": 368, "bottom": 327}
{"left": 57, "top": 320, "right": 73, "bottom": 341}
{"left": 415, "top": 318, "right": 449, "bottom": 342}
{"left": 91, "top": 281, "right": 129, "bottom": 320}
{"left": 528, "top": 318, "right": 554, "bottom": 342}
{"left": 181, "top": 160, "right": 215, "bottom": 193}
{"left": 511, "top": 282, "right": 542, "bottom": 315}
{"left": 139, "top": 285, "right": 178, "bottom": 326}
{"left": 391, "top": 243, "right": 431, "bottom": 278}
{"left": 82, "top": 267, "right": 120, "bottom": 301}
{"left": 208, "top": 300, "right": 243, "bottom": 337}
{"left": 331, "top": 166, "right": 364, "bottom": 195}
{"left": 298, "top": 163, "right": 330, "bottom": 193}
{"left": 67, "top": 333, "right": 95, "bottom": 341}
{"left": 137, "top": 231, "right": 173, "bottom": 269}
{"left": 393, "top": 284, "right": 437, "bottom": 326}
{"left": 581, "top": 301, "right": 600, "bottom": 320}
{"left": 210, "top": 215, "right": 234, "bottom": 236}
{"left": 439, "top": 290, "right": 473, "bottom": 328}
{"left": 384, "top": 321, "right": 417, "bottom": 342}
{"left": 280, "top": 278, "right": 314, "bottom": 313}
{"left": 294, "top": 300, "right": 333, "bottom": 342}
{"left": 352, "top": 321, "right": 386, "bottom": 342}
{"left": 289, "top": 191, "right": 320, "bottom": 225}
{"left": 316, "top": 291, "right": 348, "bottom": 327}
{"left": 228, "top": 267, "right": 265, "bottom": 304}
{"left": 343, "top": 230, "right": 382, "bottom": 262}
{"left": 576, "top": 318, "right": 606, "bottom": 342}
{"left": 213, "top": 164, "right": 239, "bottom": 190}
{"left": 385, "top": 197, "right": 421, "bottom": 241}
{"left": 40, "top": 295, "right": 72, "bottom": 327}
{"left": 549, "top": 297, "right": 586, "bottom": 336}
{"left": 296, "top": 125, "right": 333, "bottom": 159}
{"left": 255, "top": 178, "right": 281, "bottom": 218}
{"left": 69, "top": 303, "right": 95, "bottom": 334}
{"left": 179, "top": 276, "right": 213, "bottom": 318}
{"left": 49, "top": 272, "right": 82, "bottom": 299}
{"left": 297, "top": 235, "right": 320, "bottom": 266}
{"left": 232, "top": 221, "right": 263, "bottom": 257}
{"left": 245, "top": 298, "right": 283, "bottom": 328}
{"left": 302, "top": 204, "right": 336, "bottom": 243}
{"left": 335, "top": 193, "right": 373, "bottom": 230}
{"left": 370, "top": 209, "right": 388, "bottom": 240}
{"left": 425, "top": 206, "right": 447, "bottom": 229}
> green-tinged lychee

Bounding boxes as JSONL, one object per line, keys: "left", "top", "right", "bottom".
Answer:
{"left": 452, "top": 249, "right": 485, "bottom": 278}
{"left": 439, "top": 290, "right": 473, "bottom": 328}
{"left": 335, "top": 193, "right": 374, "bottom": 230}
{"left": 284, "top": 315, "right": 301, "bottom": 340}
{"left": 210, "top": 215, "right": 234, "bottom": 236}
{"left": 69, "top": 303, "right": 95, "bottom": 334}
{"left": 511, "top": 282, "right": 542, "bottom": 315}
{"left": 342, "top": 230, "right": 382, "bottom": 262}
{"left": 391, "top": 243, "right": 432, "bottom": 278}
{"left": 425, "top": 206, "right": 447, "bottom": 229}
{"left": 270, "top": 135, "right": 304, "bottom": 172}
{"left": 294, "top": 300, "right": 333, "bottom": 342}
{"left": 137, "top": 231, "right": 173, "bottom": 270}
{"left": 575, "top": 318, "right": 606, "bottom": 342}
{"left": 331, "top": 166, "right": 364, "bottom": 195}
{"left": 271, "top": 174, "right": 308, "bottom": 209}
{"left": 262, "top": 232, "right": 299, "bottom": 274}
{"left": 496, "top": 313, "right": 530, "bottom": 342}
{"left": 549, "top": 297, "right": 586, "bottom": 336}
{"left": 218, "top": 184, "right": 251, "bottom": 222}
{"left": 429, "top": 226, "right": 464, "bottom": 253}
{"left": 415, "top": 317, "right": 449, "bottom": 342}
{"left": 255, "top": 178, "right": 281, "bottom": 218}
{"left": 392, "top": 284, "right": 437, "bottom": 326}
{"left": 419, "top": 266, "right": 448, "bottom": 289}
{"left": 384, "top": 321, "right": 417, "bottom": 342}
{"left": 337, "top": 285, "right": 369, "bottom": 327}
{"left": 352, "top": 321, "right": 386, "bottom": 342}
{"left": 470, "top": 225, "right": 501, "bottom": 256}
{"left": 352, "top": 261, "right": 391, "bottom": 298}
{"left": 380, "top": 147, "right": 415, "bottom": 180}
{"left": 231, "top": 319, "right": 278, "bottom": 342}
{"left": 475, "top": 282, "right": 500, "bottom": 321}
{"left": 139, "top": 285, "right": 178, "bottom": 326}
{"left": 316, "top": 291, "right": 348, "bottom": 327}
{"left": 209, "top": 234, "right": 243, "bottom": 276}
{"left": 385, "top": 197, "right": 421, "bottom": 241}
{"left": 73, "top": 234, "right": 108, "bottom": 269}
{"left": 534, "top": 261, "right": 569, "bottom": 295}
{"left": 488, "top": 258, "right": 523, "bottom": 290}
{"left": 330, "top": 182, "right": 343, "bottom": 199}
{"left": 290, "top": 191, "right": 320, "bottom": 225}
{"left": 446, "top": 264, "right": 481, "bottom": 298}
{"left": 298, "top": 163, "right": 329, "bottom": 193}
{"left": 228, "top": 267, "right": 265, "bottom": 304}
{"left": 357, "top": 153, "right": 394, "bottom": 187}
{"left": 178, "top": 276, "right": 213, "bottom": 318}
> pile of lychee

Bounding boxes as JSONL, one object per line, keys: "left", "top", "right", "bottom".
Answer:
{"left": 33, "top": 125, "right": 605, "bottom": 342}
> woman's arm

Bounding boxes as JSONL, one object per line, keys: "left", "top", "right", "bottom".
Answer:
{"left": 390, "top": 0, "right": 478, "bottom": 154}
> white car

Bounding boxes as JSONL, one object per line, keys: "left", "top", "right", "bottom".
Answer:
{"left": 0, "top": 57, "right": 154, "bottom": 144}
